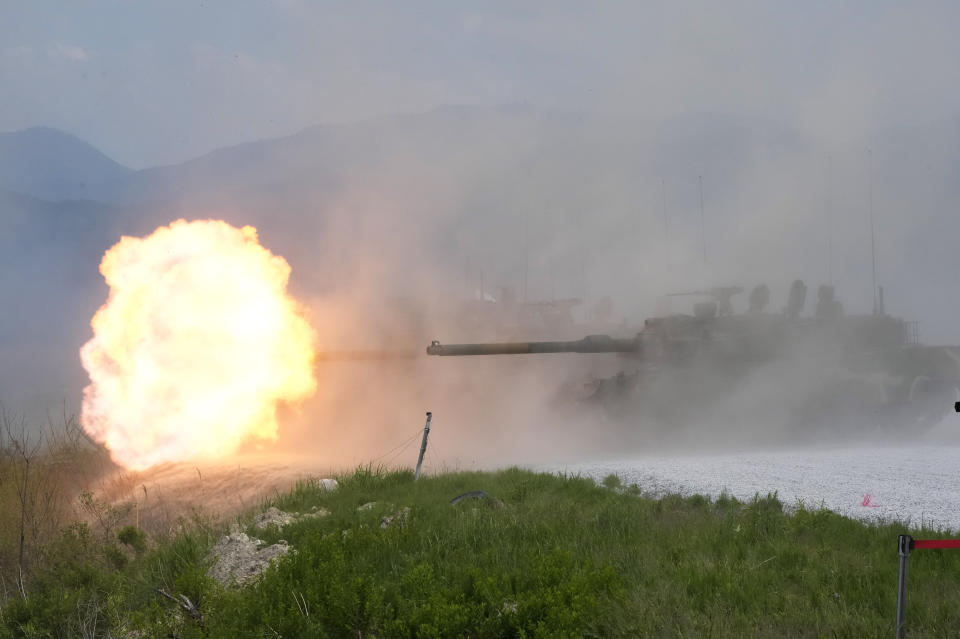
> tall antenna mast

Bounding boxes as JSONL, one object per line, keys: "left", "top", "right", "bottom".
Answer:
{"left": 523, "top": 211, "right": 529, "bottom": 304}
{"left": 578, "top": 210, "right": 586, "bottom": 302}
{"left": 868, "top": 149, "right": 877, "bottom": 314}
{"left": 662, "top": 178, "right": 669, "bottom": 242}
{"left": 698, "top": 175, "right": 706, "bottom": 265}
{"left": 549, "top": 216, "right": 556, "bottom": 302}
{"left": 827, "top": 154, "right": 834, "bottom": 285}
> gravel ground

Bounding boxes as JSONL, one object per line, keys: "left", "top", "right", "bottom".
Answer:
{"left": 548, "top": 439, "right": 960, "bottom": 533}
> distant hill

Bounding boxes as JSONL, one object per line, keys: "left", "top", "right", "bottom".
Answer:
{"left": 0, "top": 127, "right": 132, "bottom": 201}
{"left": 0, "top": 189, "right": 125, "bottom": 420}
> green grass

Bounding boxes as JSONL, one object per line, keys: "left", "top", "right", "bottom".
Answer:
{"left": 2, "top": 466, "right": 960, "bottom": 638}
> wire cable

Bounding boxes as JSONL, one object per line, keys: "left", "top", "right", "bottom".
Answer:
{"left": 383, "top": 436, "right": 419, "bottom": 469}
{"left": 367, "top": 427, "right": 424, "bottom": 466}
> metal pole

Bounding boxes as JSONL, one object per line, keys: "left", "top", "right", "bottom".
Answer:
{"left": 414, "top": 412, "right": 432, "bottom": 481}
{"left": 868, "top": 148, "right": 878, "bottom": 315}
{"left": 896, "top": 534, "right": 912, "bottom": 639}
{"left": 661, "top": 177, "right": 669, "bottom": 242}
{"left": 698, "top": 175, "right": 706, "bottom": 265}
{"left": 826, "top": 153, "right": 834, "bottom": 286}
{"left": 524, "top": 212, "right": 529, "bottom": 304}
{"left": 578, "top": 210, "right": 586, "bottom": 302}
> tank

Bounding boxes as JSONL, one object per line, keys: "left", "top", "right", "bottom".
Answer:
{"left": 426, "top": 282, "right": 960, "bottom": 438}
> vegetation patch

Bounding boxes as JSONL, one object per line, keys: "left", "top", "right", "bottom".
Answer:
{"left": 2, "top": 465, "right": 960, "bottom": 637}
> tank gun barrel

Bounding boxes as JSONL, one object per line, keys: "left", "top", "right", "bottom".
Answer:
{"left": 316, "top": 349, "right": 419, "bottom": 361}
{"left": 426, "top": 334, "right": 640, "bottom": 356}
{"left": 667, "top": 286, "right": 744, "bottom": 298}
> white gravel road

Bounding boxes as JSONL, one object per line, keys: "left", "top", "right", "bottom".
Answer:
{"left": 549, "top": 438, "right": 960, "bottom": 533}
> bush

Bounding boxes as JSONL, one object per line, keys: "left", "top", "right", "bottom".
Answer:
{"left": 117, "top": 525, "right": 147, "bottom": 553}
{"left": 602, "top": 473, "right": 622, "bottom": 489}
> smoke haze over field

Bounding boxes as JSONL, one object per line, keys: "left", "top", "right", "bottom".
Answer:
{"left": 2, "top": 2, "right": 960, "bottom": 468}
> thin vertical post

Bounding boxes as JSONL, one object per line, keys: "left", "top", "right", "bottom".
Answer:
{"left": 699, "top": 175, "right": 706, "bottom": 265}
{"left": 578, "top": 211, "right": 586, "bottom": 302}
{"left": 869, "top": 149, "right": 878, "bottom": 314}
{"left": 826, "top": 153, "right": 833, "bottom": 285}
{"left": 414, "top": 412, "right": 432, "bottom": 481}
{"left": 524, "top": 212, "right": 529, "bottom": 304}
{"left": 549, "top": 214, "right": 556, "bottom": 301}
{"left": 896, "top": 534, "right": 912, "bottom": 639}
{"left": 662, "top": 178, "right": 669, "bottom": 242}
{"left": 464, "top": 256, "right": 472, "bottom": 298}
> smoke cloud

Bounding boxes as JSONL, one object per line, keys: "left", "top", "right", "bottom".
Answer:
{"left": 3, "top": 3, "right": 960, "bottom": 474}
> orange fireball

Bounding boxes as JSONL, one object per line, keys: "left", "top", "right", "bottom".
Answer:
{"left": 80, "top": 219, "right": 317, "bottom": 470}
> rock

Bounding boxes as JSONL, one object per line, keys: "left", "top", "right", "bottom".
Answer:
{"left": 357, "top": 501, "right": 377, "bottom": 511}
{"left": 207, "top": 531, "right": 289, "bottom": 586}
{"left": 252, "top": 507, "right": 297, "bottom": 529}
{"left": 318, "top": 478, "right": 339, "bottom": 491}
{"left": 380, "top": 506, "right": 410, "bottom": 529}
{"left": 450, "top": 490, "right": 504, "bottom": 508}
{"left": 252, "top": 507, "right": 330, "bottom": 530}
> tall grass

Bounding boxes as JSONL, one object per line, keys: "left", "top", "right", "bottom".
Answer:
{"left": 2, "top": 455, "right": 960, "bottom": 637}
{"left": 0, "top": 405, "right": 115, "bottom": 603}
{"left": 243, "top": 467, "right": 960, "bottom": 638}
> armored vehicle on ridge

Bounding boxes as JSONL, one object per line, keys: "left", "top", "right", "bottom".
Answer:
{"left": 427, "top": 282, "right": 960, "bottom": 437}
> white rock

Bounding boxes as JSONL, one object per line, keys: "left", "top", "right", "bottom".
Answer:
{"left": 252, "top": 507, "right": 297, "bottom": 530}
{"left": 318, "top": 478, "right": 339, "bottom": 491}
{"left": 207, "top": 531, "right": 289, "bottom": 586}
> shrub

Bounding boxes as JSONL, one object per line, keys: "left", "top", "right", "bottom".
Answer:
{"left": 602, "top": 473, "right": 622, "bottom": 489}
{"left": 117, "top": 525, "right": 147, "bottom": 553}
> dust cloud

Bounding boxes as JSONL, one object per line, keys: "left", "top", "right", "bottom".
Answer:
{"left": 253, "top": 110, "right": 960, "bottom": 471}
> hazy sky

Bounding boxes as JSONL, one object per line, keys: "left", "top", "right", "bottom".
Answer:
{"left": 3, "top": 1, "right": 959, "bottom": 168}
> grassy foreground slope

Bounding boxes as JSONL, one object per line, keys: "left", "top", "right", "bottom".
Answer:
{"left": 3, "top": 467, "right": 960, "bottom": 638}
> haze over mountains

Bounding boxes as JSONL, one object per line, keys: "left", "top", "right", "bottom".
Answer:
{"left": 2, "top": 106, "right": 960, "bottom": 423}
{"left": 0, "top": 127, "right": 133, "bottom": 201}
